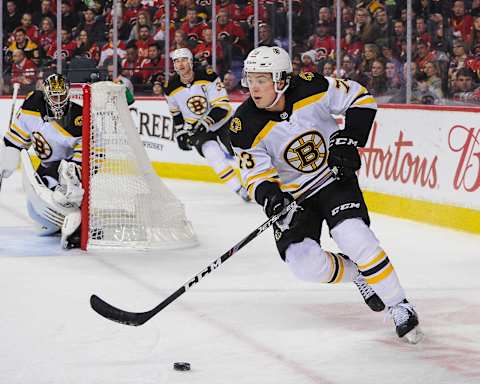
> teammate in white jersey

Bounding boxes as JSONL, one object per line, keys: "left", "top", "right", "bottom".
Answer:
{"left": 230, "top": 46, "right": 422, "bottom": 344}
{"left": 163, "top": 48, "right": 249, "bottom": 201}
{"left": 0, "top": 74, "right": 84, "bottom": 249}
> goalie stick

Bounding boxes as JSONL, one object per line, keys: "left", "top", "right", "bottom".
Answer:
{"left": 90, "top": 170, "right": 334, "bottom": 326}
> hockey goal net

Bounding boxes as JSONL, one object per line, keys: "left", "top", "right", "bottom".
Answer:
{"left": 78, "top": 81, "right": 197, "bottom": 250}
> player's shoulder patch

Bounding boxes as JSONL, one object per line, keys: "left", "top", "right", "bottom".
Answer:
{"left": 195, "top": 67, "right": 217, "bottom": 82}
{"left": 21, "top": 90, "right": 44, "bottom": 113}
{"left": 163, "top": 74, "right": 183, "bottom": 96}
{"left": 229, "top": 98, "right": 270, "bottom": 150}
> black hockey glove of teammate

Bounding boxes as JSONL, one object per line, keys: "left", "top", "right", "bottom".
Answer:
{"left": 327, "top": 131, "right": 361, "bottom": 181}
{"left": 189, "top": 119, "right": 209, "bottom": 148}
{"left": 175, "top": 125, "right": 193, "bottom": 151}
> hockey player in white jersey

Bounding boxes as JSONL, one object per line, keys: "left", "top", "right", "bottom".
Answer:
{"left": 0, "top": 73, "right": 84, "bottom": 249}
{"left": 163, "top": 48, "right": 249, "bottom": 201}
{"left": 230, "top": 46, "right": 422, "bottom": 344}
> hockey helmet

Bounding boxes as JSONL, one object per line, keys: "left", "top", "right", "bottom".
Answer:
{"left": 43, "top": 73, "right": 70, "bottom": 119}
{"left": 170, "top": 48, "right": 193, "bottom": 72}
{"left": 242, "top": 46, "right": 293, "bottom": 108}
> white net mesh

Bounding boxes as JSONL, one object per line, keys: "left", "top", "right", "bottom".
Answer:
{"left": 83, "top": 81, "right": 197, "bottom": 249}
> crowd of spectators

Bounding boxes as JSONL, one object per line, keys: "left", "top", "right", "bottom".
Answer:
{"left": 2, "top": 0, "right": 480, "bottom": 105}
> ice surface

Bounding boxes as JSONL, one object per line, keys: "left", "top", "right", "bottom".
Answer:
{"left": 1, "top": 171, "right": 479, "bottom": 384}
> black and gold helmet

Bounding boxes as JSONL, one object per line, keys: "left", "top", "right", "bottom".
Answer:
{"left": 43, "top": 73, "right": 70, "bottom": 119}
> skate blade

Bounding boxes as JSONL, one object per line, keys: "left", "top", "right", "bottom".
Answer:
{"left": 402, "top": 326, "right": 424, "bottom": 344}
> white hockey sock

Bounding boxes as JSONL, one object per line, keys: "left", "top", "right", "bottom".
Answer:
{"left": 201, "top": 140, "right": 242, "bottom": 192}
{"left": 285, "top": 238, "right": 358, "bottom": 283}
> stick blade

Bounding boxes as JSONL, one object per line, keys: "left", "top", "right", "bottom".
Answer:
{"left": 90, "top": 294, "right": 150, "bottom": 326}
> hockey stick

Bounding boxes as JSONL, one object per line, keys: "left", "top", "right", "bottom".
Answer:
{"left": 0, "top": 83, "right": 20, "bottom": 193}
{"left": 90, "top": 170, "right": 334, "bottom": 326}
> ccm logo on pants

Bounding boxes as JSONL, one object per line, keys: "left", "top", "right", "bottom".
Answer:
{"left": 331, "top": 202, "right": 361, "bottom": 216}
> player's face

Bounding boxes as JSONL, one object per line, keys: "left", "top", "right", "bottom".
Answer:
{"left": 173, "top": 57, "right": 192, "bottom": 77}
{"left": 246, "top": 73, "right": 276, "bottom": 109}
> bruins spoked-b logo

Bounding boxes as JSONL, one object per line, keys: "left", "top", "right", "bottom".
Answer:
{"left": 32, "top": 131, "right": 53, "bottom": 160}
{"left": 187, "top": 95, "right": 208, "bottom": 115}
{"left": 284, "top": 131, "right": 327, "bottom": 173}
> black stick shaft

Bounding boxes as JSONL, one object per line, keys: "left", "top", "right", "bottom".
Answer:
{"left": 90, "top": 171, "right": 333, "bottom": 326}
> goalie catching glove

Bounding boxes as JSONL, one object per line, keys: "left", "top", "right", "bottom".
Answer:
{"left": 327, "top": 131, "right": 361, "bottom": 181}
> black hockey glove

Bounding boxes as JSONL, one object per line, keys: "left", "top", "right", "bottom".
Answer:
{"left": 327, "top": 131, "right": 361, "bottom": 181}
{"left": 189, "top": 119, "right": 209, "bottom": 148}
{"left": 175, "top": 124, "right": 193, "bottom": 151}
{"left": 263, "top": 190, "right": 295, "bottom": 218}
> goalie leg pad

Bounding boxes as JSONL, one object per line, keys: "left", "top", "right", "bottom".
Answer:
{"left": 27, "top": 201, "right": 61, "bottom": 236}
{"left": 61, "top": 210, "right": 81, "bottom": 249}
{"left": 52, "top": 160, "right": 83, "bottom": 208}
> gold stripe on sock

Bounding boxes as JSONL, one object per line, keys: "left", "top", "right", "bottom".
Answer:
{"left": 358, "top": 250, "right": 386, "bottom": 271}
{"left": 333, "top": 254, "right": 345, "bottom": 283}
{"left": 365, "top": 263, "right": 394, "bottom": 284}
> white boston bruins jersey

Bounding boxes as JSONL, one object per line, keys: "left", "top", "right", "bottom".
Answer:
{"left": 4, "top": 91, "right": 83, "bottom": 166}
{"left": 230, "top": 73, "right": 377, "bottom": 200}
{"left": 163, "top": 68, "right": 231, "bottom": 132}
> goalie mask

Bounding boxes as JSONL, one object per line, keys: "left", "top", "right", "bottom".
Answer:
{"left": 242, "top": 46, "right": 293, "bottom": 108}
{"left": 43, "top": 74, "right": 70, "bottom": 119}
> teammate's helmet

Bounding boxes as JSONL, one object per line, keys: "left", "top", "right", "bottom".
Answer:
{"left": 43, "top": 73, "right": 70, "bottom": 119}
{"left": 170, "top": 48, "right": 193, "bottom": 72}
{"left": 241, "top": 46, "right": 293, "bottom": 86}
{"left": 242, "top": 46, "right": 293, "bottom": 108}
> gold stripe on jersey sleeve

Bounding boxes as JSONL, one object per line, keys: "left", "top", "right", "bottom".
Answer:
{"left": 169, "top": 86, "right": 186, "bottom": 97}
{"left": 51, "top": 121, "right": 73, "bottom": 137}
{"left": 280, "top": 183, "right": 301, "bottom": 191}
{"left": 11, "top": 122, "right": 30, "bottom": 141}
{"left": 245, "top": 168, "right": 278, "bottom": 186}
{"left": 252, "top": 121, "right": 277, "bottom": 148}
{"left": 353, "top": 97, "right": 376, "bottom": 106}
{"left": 184, "top": 117, "right": 197, "bottom": 123}
{"left": 20, "top": 109, "right": 41, "bottom": 117}
{"left": 292, "top": 92, "right": 327, "bottom": 112}
{"left": 6, "top": 131, "right": 28, "bottom": 147}
{"left": 354, "top": 86, "right": 368, "bottom": 99}
{"left": 193, "top": 80, "right": 210, "bottom": 86}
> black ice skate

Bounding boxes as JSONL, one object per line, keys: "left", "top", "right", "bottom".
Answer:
{"left": 388, "top": 300, "right": 424, "bottom": 344}
{"left": 353, "top": 274, "right": 385, "bottom": 312}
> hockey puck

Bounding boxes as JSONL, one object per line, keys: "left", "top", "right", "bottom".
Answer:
{"left": 173, "top": 362, "right": 191, "bottom": 371}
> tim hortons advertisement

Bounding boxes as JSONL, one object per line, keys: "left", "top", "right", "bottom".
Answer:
{"left": 356, "top": 107, "right": 480, "bottom": 210}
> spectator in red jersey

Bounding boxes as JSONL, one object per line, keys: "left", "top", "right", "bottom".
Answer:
{"left": 99, "top": 28, "right": 127, "bottom": 67}
{"left": 11, "top": 49, "right": 37, "bottom": 94}
{"left": 216, "top": 0, "right": 242, "bottom": 22}
{"left": 5, "top": 1, "right": 21, "bottom": 35}
{"left": 32, "top": 0, "right": 56, "bottom": 27}
{"left": 72, "top": 29, "right": 100, "bottom": 63}
{"left": 181, "top": 7, "right": 209, "bottom": 42}
{"left": 193, "top": 28, "right": 224, "bottom": 70}
{"left": 216, "top": 8, "right": 247, "bottom": 56}
{"left": 18, "top": 13, "right": 40, "bottom": 44}
{"left": 128, "top": 10, "right": 154, "bottom": 42}
{"left": 414, "top": 39, "right": 437, "bottom": 71}
{"left": 241, "top": 0, "right": 267, "bottom": 30}
{"left": 123, "top": 0, "right": 147, "bottom": 26}
{"left": 152, "top": 0, "right": 178, "bottom": 23}
{"left": 342, "top": 22, "right": 364, "bottom": 59}
{"left": 450, "top": 1, "right": 473, "bottom": 41}
{"left": 46, "top": 29, "right": 77, "bottom": 64}
{"left": 307, "top": 21, "right": 335, "bottom": 56}
{"left": 468, "top": 15, "right": 480, "bottom": 53}
{"left": 415, "top": 17, "right": 432, "bottom": 47}
{"left": 75, "top": 8, "right": 107, "bottom": 47}
{"left": 121, "top": 42, "right": 149, "bottom": 85}
{"left": 38, "top": 17, "right": 56, "bottom": 55}
{"left": 7, "top": 28, "right": 40, "bottom": 65}
{"left": 223, "top": 70, "right": 247, "bottom": 98}
{"left": 134, "top": 26, "right": 155, "bottom": 59}
{"left": 142, "top": 42, "right": 165, "bottom": 84}
{"left": 61, "top": 1, "right": 79, "bottom": 33}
